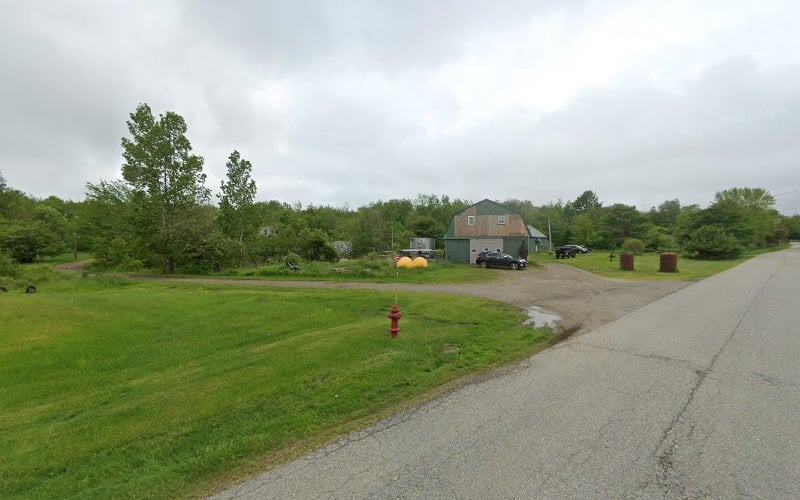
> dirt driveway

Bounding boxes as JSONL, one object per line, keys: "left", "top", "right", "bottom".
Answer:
{"left": 127, "top": 264, "right": 691, "bottom": 337}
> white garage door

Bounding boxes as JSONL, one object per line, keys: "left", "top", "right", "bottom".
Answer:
{"left": 469, "top": 239, "right": 503, "bottom": 263}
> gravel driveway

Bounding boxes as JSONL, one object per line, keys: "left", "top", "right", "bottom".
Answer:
{"left": 127, "top": 263, "right": 690, "bottom": 336}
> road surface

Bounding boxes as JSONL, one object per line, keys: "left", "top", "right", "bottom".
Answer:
{"left": 213, "top": 244, "right": 800, "bottom": 498}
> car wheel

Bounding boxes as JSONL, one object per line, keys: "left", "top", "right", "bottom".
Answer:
{"left": 510, "top": 262, "right": 519, "bottom": 270}
{"left": 480, "top": 261, "right": 487, "bottom": 268}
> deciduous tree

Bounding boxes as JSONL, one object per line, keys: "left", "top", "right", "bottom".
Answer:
{"left": 218, "top": 150, "right": 258, "bottom": 264}
{"left": 121, "top": 103, "right": 208, "bottom": 272}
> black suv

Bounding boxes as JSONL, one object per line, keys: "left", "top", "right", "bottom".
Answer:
{"left": 476, "top": 251, "right": 527, "bottom": 270}
{"left": 562, "top": 244, "right": 589, "bottom": 253}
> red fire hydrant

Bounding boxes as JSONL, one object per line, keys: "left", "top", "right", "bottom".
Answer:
{"left": 388, "top": 304, "right": 402, "bottom": 337}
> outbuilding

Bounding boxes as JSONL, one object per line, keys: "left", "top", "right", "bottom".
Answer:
{"left": 442, "top": 199, "right": 549, "bottom": 264}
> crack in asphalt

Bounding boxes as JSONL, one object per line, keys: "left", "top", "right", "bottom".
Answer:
{"left": 570, "top": 338, "right": 701, "bottom": 371}
{"left": 652, "top": 272, "right": 776, "bottom": 497}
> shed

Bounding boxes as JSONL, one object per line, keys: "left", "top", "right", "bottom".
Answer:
{"left": 527, "top": 225, "right": 552, "bottom": 253}
{"left": 443, "top": 199, "right": 544, "bottom": 263}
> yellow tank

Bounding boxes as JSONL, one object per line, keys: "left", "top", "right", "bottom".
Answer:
{"left": 396, "top": 256, "right": 414, "bottom": 269}
{"left": 412, "top": 257, "right": 428, "bottom": 268}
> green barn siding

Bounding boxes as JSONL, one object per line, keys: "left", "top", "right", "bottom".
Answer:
{"left": 444, "top": 239, "right": 470, "bottom": 263}
{"left": 504, "top": 237, "right": 528, "bottom": 258}
{"left": 443, "top": 200, "right": 549, "bottom": 262}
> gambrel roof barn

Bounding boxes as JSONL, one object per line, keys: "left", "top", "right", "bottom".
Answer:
{"left": 442, "top": 199, "right": 550, "bottom": 264}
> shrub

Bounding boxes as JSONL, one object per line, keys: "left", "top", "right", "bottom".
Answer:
{"left": 644, "top": 226, "right": 673, "bottom": 252}
{"left": 621, "top": 238, "right": 645, "bottom": 255}
{"left": 284, "top": 252, "right": 302, "bottom": 267}
{"left": 19, "top": 264, "right": 63, "bottom": 284}
{"left": 0, "top": 251, "right": 19, "bottom": 278}
{"left": 684, "top": 225, "right": 743, "bottom": 259}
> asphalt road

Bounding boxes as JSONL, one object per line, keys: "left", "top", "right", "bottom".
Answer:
{"left": 213, "top": 245, "right": 800, "bottom": 498}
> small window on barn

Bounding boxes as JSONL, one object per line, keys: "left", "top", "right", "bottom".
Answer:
{"left": 497, "top": 215, "right": 506, "bottom": 225}
{"left": 467, "top": 215, "right": 475, "bottom": 225}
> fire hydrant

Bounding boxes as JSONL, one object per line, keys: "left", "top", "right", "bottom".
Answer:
{"left": 388, "top": 304, "right": 402, "bottom": 337}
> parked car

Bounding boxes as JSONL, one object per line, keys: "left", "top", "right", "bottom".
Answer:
{"left": 563, "top": 244, "right": 589, "bottom": 254}
{"left": 476, "top": 251, "right": 527, "bottom": 270}
{"left": 554, "top": 246, "right": 577, "bottom": 259}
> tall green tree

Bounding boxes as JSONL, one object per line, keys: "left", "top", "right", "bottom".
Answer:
{"left": 121, "top": 103, "right": 208, "bottom": 272}
{"left": 782, "top": 215, "right": 800, "bottom": 240}
{"left": 600, "top": 203, "right": 647, "bottom": 248}
{"left": 83, "top": 180, "right": 137, "bottom": 266}
{"left": 570, "top": 190, "right": 602, "bottom": 214}
{"left": 648, "top": 199, "right": 682, "bottom": 230}
{"left": 218, "top": 150, "right": 258, "bottom": 264}
{"left": 703, "top": 187, "right": 781, "bottom": 248}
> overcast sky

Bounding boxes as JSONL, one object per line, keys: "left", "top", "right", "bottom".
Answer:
{"left": 1, "top": 1, "right": 799, "bottom": 214}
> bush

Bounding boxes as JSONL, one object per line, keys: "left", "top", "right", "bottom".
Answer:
{"left": 644, "top": 226, "right": 673, "bottom": 252}
{"left": 0, "top": 251, "right": 19, "bottom": 278}
{"left": 620, "top": 238, "right": 645, "bottom": 255}
{"left": 299, "top": 230, "right": 339, "bottom": 262}
{"left": 684, "top": 225, "right": 743, "bottom": 260}
{"left": 19, "top": 264, "right": 64, "bottom": 284}
{"left": 284, "top": 252, "right": 302, "bottom": 267}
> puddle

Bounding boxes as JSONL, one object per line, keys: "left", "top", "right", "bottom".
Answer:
{"left": 524, "top": 306, "right": 561, "bottom": 329}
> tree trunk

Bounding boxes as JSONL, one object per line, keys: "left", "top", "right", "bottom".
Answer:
{"left": 239, "top": 228, "right": 245, "bottom": 267}
{"left": 163, "top": 254, "right": 174, "bottom": 273}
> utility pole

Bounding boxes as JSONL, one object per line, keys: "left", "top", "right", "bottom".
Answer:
{"left": 548, "top": 218, "right": 553, "bottom": 251}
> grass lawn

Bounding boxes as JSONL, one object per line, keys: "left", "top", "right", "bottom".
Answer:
{"left": 0, "top": 278, "right": 551, "bottom": 498}
{"left": 208, "top": 258, "right": 500, "bottom": 284}
{"left": 547, "top": 248, "right": 783, "bottom": 280}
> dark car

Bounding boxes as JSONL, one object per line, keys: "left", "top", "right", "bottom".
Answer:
{"left": 562, "top": 244, "right": 589, "bottom": 254}
{"left": 554, "top": 246, "right": 577, "bottom": 259}
{"left": 476, "top": 251, "right": 527, "bottom": 270}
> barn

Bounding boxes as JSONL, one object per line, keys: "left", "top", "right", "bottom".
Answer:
{"left": 442, "top": 199, "right": 549, "bottom": 264}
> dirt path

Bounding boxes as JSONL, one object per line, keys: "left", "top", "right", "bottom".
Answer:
{"left": 54, "top": 259, "right": 94, "bottom": 273}
{"left": 128, "top": 264, "right": 691, "bottom": 336}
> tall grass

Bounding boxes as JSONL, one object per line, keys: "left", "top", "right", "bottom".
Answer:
{"left": 231, "top": 257, "right": 497, "bottom": 283}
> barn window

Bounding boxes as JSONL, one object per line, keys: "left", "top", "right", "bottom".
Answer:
{"left": 497, "top": 215, "right": 506, "bottom": 225}
{"left": 467, "top": 216, "right": 475, "bottom": 226}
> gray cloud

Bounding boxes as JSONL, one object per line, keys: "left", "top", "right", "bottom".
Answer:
{"left": 1, "top": 1, "right": 799, "bottom": 214}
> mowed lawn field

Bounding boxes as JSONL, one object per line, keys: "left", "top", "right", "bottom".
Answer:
{"left": 0, "top": 279, "right": 551, "bottom": 498}
{"left": 549, "top": 250, "right": 767, "bottom": 280}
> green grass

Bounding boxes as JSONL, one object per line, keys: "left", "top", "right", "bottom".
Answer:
{"left": 223, "top": 257, "right": 500, "bottom": 284}
{"left": 548, "top": 247, "right": 784, "bottom": 280}
{"left": 0, "top": 277, "right": 551, "bottom": 498}
{"left": 34, "top": 252, "right": 93, "bottom": 265}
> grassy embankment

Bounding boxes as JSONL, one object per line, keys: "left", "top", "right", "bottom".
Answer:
{"left": 233, "top": 258, "right": 512, "bottom": 283}
{"left": 123, "top": 257, "right": 509, "bottom": 284}
{"left": 0, "top": 277, "right": 551, "bottom": 498}
{"left": 549, "top": 246, "right": 787, "bottom": 280}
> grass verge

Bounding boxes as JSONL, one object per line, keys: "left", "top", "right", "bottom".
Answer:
{"left": 0, "top": 278, "right": 551, "bottom": 498}
{"left": 210, "top": 258, "right": 499, "bottom": 284}
{"left": 548, "top": 247, "right": 787, "bottom": 280}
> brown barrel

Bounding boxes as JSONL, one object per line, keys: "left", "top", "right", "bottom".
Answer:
{"left": 620, "top": 253, "right": 634, "bottom": 271}
{"left": 659, "top": 252, "right": 678, "bottom": 272}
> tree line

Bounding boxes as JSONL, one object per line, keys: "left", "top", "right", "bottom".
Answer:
{"left": 2, "top": 104, "right": 798, "bottom": 275}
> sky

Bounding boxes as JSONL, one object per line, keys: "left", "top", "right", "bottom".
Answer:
{"left": 1, "top": 0, "right": 799, "bottom": 214}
